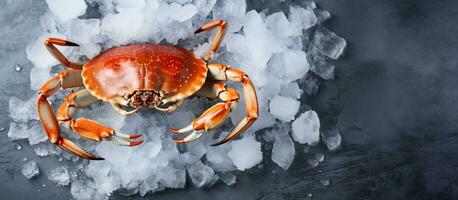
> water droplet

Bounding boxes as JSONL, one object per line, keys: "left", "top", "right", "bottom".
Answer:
{"left": 320, "top": 178, "right": 331, "bottom": 186}
{"left": 258, "top": 164, "right": 264, "bottom": 169}
{"left": 308, "top": 193, "right": 313, "bottom": 198}
{"left": 0, "top": 127, "right": 5, "bottom": 132}
{"left": 14, "top": 64, "right": 22, "bottom": 72}
{"left": 315, "top": 153, "right": 325, "bottom": 162}
{"left": 307, "top": 158, "right": 319, "bottom": 168}
{"left": 58, "top": 157, "right": 63, "bottom": 162}
{"left": 15, "top": 144, "right": 22, "bottom": 150}
{"left": 23, "top": 157, "right": 27, "bottom": 162}
{"left": 42, "top": 184, "right": 46, "bottom": 188}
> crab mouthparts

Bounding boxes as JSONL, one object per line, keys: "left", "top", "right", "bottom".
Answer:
{"left": 126, "top": 90, "right": 161, "bottom": 108}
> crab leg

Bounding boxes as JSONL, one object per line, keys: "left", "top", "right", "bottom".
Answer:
{"left": 44, "top": 38, "right": 83, "bottom": 69}
{"left": 37, "top": 70, "right": 104, "bottom": 160}
{"left": 197, "top": 64, "right": 259, "bottom": 145}
{"left": 171, "top": 81, "right": 241, "bottom": 144}
{"left": 195, "top": 19, "right": 227, "bottom": 61}
{"left": 57, "top": 89, "right": 144, "bottom": 146}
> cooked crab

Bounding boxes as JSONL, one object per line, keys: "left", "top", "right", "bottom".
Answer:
{"left": 36, "top": 20, "right": 259, "bottom": 160}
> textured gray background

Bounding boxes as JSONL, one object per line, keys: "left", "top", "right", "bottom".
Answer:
{"left": 1, "top": 0, "right": 458, "bottom": 199}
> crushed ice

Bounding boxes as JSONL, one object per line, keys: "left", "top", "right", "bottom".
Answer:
{"left": 7, "top": 0, "right": 346, "bottom": 199}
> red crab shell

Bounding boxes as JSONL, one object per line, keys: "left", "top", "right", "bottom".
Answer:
{"left": 81, "top": 44, "right": 208, "bottom": 103}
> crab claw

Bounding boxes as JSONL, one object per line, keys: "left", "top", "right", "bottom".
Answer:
{"left": 172, "top": 130, "right": 203, "bottom": 144}
{"left": 107, "top": 136, "right": 144, "bottom": 146}
{"left": 114, "top": 132, "right": 142, "bottom": 139}
{"left": 169, "top": 124, "right": 193, "bottom": 134}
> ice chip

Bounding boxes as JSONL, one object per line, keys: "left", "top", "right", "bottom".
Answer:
{"left": 165, "top": 3, "right": 197, "bottom": 22}
{"left": 187, "top": 161, "right": 217, "bottom": 188}
{"left": 212, "top": 0, "right": 246, "bottom": 33}
{"left": 289, "top": 6, "right": 317, "bottom": 36}
{"left": 269, "top": 95, "right": 300, "bottom": 122}
{"left": 312, "top": 27, "right": 347, "bottom": 60}
{"left": 9, "top": 96, "right": 39, "bottom": 122}
{"left": 292, "top": 110, "right": 320, "bottom": 145}
{"left": 7, "top": 123, "right": 29, "bottom": 141}
{"left": 22, "top": 160, "right": 40, "bottom": 179}
{"left": 220, "top": 172, "right": 237, "bottom": 186}
{"left": 46, "top": 0, "right": 87, "bottom": 22}
{"left": 321, "top": 129, "right": 342, "bottom": 151}
{"left": 268, "top": 50, "right": 310, "bottom": 81}
{"left": 310, "top": 56, "right": 335, "bottom": 80}
{"left": 48, "top": 166, "right": 70, "bottom": 186}
{"left": 271, "top": 132, "right": 295, "bottom": 170}
{"left": 228, "top": 136, "right": 263, "bottom": 171}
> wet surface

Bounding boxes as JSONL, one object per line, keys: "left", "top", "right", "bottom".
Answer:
{"left": 1, "top": 0, "right": 458, "bottom": 199}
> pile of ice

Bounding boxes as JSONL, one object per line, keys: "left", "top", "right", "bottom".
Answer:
{"left": 8, "top": 0, "right": 346, "bottom": 199}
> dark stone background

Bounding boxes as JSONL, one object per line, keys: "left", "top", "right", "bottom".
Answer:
{"left": 1, "top": 0, "right": 458, "bottom": 199}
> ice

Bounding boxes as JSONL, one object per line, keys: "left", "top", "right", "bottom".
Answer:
{"left": 15, "top": 0, "right": 347, "bottom": 196}
{"left": 212, "top": 0, "right": 246, "bottom": 33}
{"left": 228, "top": 136, "right": 263, "bottom": 171}
{"left": 288, "top": 6, "right": 317, "bottom": 36}
{"left": 187, "top": 160, "right": 218, "bottom": 188}
{"left": 220, "top": 173, "right": 237, "bottom": 186}
{"left": 279, "top": 82, "right": 303, "bottom": 99}
{"left": 48, "top": 166, "right": 70, "bottom": 186}
{"left": 315, "top": 9, "right": 331, "bottom": 24}
{"left": 45, "top": 0, "right": 87, "bottom": 22}
{"left": 312, "top": 27, "right": 347, "bottom": 60}
{"left": 22, "top": 161, "right": 40, "bottom": 179}
{"left": 165, "top": 3, "right": 197, "bottom": 22}
{"left": 7, "top": 123, "right": 29, "bottom": 140}
{"left": 271, "top": 131, "right": 295, "bottom": 170}
{"left": 291, "top": 110, "right": 320, "bottom": 145}
{"left": 269, "top": 95, "right": 300, "bottom": 122}
{"left": 268, "top": 50, "right": 310, "bottom": 82}
{"left": 321, "top": 128, "right": 342, "bottom": 151}
{"left": 205, "top": 144, "right": 235, "bottom": 172}
{"left": 310, "top": 55, "right": 335, "bottom": 80}
{"left": 9, "top": 96, "right": 38, "bottom": 122}
{"left": 243, "top": 11, "right": 282, "bottom": 71}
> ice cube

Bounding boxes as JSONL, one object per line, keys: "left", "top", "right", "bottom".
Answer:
{"left": 227, "top": 136, "right": 263, "bottom": 171}
{"left": 310, "top": 56, "right": 335, "bottom": 80}
{"left": 164, "top": 3, "right": 197, "bottom": 22}
{"left": 321, "top": 129, "right": 342, "bottom": 151}
{"left": 27, "top": 123, "right": 47, "bottom": 145}
{"left": 279, "top": 82, "right": 302, "bottom": 99}
{"left": 9, "top": 96, "right": 39, "bottom": 122}
{"left": 266, "top": 12, "right": 291, "bottom": 40}
{"left": 312, "top": 27, "right": 347, "bottom": 60}
{"left": 22, "top": 160, "right": 40, "bottom": 179}
{"left": 269, "top": 95, "right": 300, "bottom": 122}
{"left": 205, "top": 144, "right": 235, "bottom": 172}
{"left": 194, "top": 0, "right": 217, "bottom": 16}
{"left": 243, "top": 10, "right": 283, "bottom": 70}
{"left": 220, "top": 172, "right": 237, "bottom": 186}
{"left": 212, "top": 0, "right": 246, "bottom": 33}
{"left": 187, "top": 161, "right": 217, "bottom": 188}
{"left": 288, "top": 6, "right": 317, "bottom": 36}
{"left": 7, "top": 123, "right": 29, "bottom": 141}
{"left": 315, "top": 9, "right": 331, "bottom": 24}
{"left": 268, "top": 50, "right": 310, "bottom": 82}
{"left": 291, "top": 110, "right": 320, "bottom": 145}
{"left": 45, "top": 0, "right": 87, "bottom": 22}
{"left": 271, "top": 132, "right": 295, "bottom": 170}
{"left": 48, "top": 166, "right": 70, "bottom": 186}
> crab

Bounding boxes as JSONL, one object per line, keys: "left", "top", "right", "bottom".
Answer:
{"left": 36, "top": 20, "right": 259, "bottom": 160}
